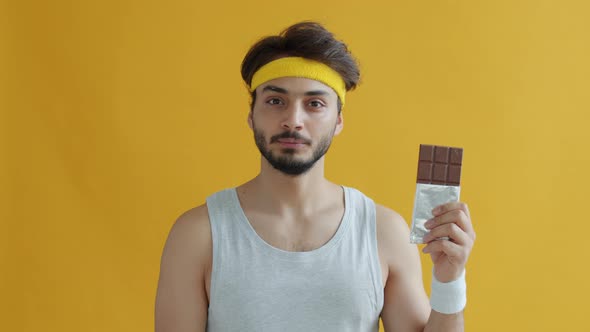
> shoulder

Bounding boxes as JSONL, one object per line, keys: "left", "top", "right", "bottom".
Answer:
{"left": 170, "top": 203, "right": 211, "bottom": 245}
{"left": 374, "top": 203, "right": 408, "bottom": 236}
{"left": 161, "top": 204, "right": 212, "bottom": 272}
{"left": 343, "top": 187, "right": 409, "bottom": 239}
{"left": 169, "top": 204, "right": 210, "bottom": 237}
{"left": 156, "top": 204, "right": 211, "bottom": 330}
{"left": 374, "top": 204, "right": 411, "bottom": 254}
{"left": 173, "top": 203, "right": 210, "bottom": 231}
{"left": 374, "top": 203, "right": 420, "bottom": 274}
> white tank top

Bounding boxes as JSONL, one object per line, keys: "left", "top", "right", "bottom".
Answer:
{"left": 205, "top": 186, "right": 384, "bottom": 332}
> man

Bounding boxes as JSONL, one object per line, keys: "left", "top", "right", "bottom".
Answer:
{"left": 155, "top": 21, "right": 476, "bottom": 332}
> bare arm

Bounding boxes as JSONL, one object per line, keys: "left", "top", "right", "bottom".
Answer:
{"left": 155, "top": 205, "right": 211, "bottom": 332}
{"left": 422, "top": 202, "right": 475, "bottom": 332}
{"left": 377, "top": 204, "right": 430, "bottom": 331}
{"left": 378, "top": 203, "right": 474, "bottom": 332}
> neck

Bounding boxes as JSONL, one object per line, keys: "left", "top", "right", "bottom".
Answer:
{"left": 240, "top": 156, "right": 337, "bottom": 214}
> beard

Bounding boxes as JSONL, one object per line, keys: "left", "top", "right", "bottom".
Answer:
{"left": 253, "top": 125, "right": 335, "bottom": 176}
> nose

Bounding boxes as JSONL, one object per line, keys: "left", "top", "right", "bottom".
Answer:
{"left": 281, "top": 102, "right": 304, "bottom": 131}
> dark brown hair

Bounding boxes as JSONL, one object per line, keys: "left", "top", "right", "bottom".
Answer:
{"left": 241, "top": 21, "right": 360, "bottom": 111}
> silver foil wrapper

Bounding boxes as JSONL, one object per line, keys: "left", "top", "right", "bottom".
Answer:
{"left": 410, "top": 183, "right": 461, "bottom": 244}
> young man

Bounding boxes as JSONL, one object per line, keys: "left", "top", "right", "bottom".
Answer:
{"left": 155, "top": 22, "right": 476, "bottom": 332}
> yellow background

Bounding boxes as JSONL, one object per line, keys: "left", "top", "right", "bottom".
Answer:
{"left": 2, "top": 0, "right": 589, "bottom": 331}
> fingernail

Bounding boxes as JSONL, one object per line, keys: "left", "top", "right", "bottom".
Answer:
{"left": 424, "top": 219, "right": 433, "bottom": 229}
{"left": 432, "top": 206, "right": 441, "bottom": 215}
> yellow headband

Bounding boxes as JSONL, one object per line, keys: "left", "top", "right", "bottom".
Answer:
{"left": 250, "top": 57, "right": 347, "bottom": 105}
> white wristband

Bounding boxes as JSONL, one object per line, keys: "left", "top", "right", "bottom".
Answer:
{"left": 430, "top": 269, "right": 467, "bottom": 314}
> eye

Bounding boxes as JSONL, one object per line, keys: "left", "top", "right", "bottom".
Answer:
{"left": 266, "top": 98, "right": 284, "bottom": 106}
{"left": 308, "top": 100, "right": 325, "bottom": 108}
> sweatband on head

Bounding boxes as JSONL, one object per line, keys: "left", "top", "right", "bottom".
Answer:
{"left": 430, "top": 269, "right": 467, "bottom": 315}
{"left": 249, "top": 57, "right": 347, "bottom": 105}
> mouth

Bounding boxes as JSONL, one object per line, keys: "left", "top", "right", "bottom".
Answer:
{"left": 277, "top": 138, "right": 307, "bottom": 143}
{"left": 276, "top": 138, "right": 309, "bottom": 148}
{"left": 270, "top": 132, "right": 311, "bottom": 148}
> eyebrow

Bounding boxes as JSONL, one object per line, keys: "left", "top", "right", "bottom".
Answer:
{"left": 262, "top": 85, "right": 329, "bottom": 96}
{"left": 262, "top": 85, "right": 288, "bottom": 94}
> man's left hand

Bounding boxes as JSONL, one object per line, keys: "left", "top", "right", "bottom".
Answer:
{"left": 422, "top": 202, "right": 476, "bottom": 283}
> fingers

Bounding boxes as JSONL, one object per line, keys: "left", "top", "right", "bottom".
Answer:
{"left": 423, "top": 223, "right": 472, "bottom": 247}
{"left": 425, "top": 202, "right": 476, "bottom": 282}
{"left": 422, "top": 239, "right": 468, "bottom": 263}
{"left": 433, "top": 201, "right": 470, "bottom": 220}
{"left": 426, "top": 203, "right": 475, "bottom": 240}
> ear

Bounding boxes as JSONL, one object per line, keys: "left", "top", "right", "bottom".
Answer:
{"left": 247, "top": 110, "right": 253, "bottom": 130}
{"left": 333, "top": 111, "right": 344, "bottom": 136}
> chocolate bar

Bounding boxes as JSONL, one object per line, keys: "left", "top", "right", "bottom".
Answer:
{"left": 417, "top": 144, "right": 463, "bottom": 186}
{"left": 410, "top": 144, "right": 464, "bottom": 244}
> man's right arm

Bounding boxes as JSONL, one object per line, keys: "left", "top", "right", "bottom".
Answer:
{"left": 155, "top": 205, "right": 211, "bottom": 332}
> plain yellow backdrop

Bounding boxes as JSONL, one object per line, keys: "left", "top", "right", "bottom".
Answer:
{"left": 2, "top": 0, "right": 589, "bottom": 331}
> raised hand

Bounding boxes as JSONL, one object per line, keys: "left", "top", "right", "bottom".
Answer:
{"left": 422, "top": 202, "right": 476, "bottom": 283}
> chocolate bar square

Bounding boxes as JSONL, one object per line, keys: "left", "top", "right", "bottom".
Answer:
{"left": 416, "top": 144, "right": 463, "bottom": 186}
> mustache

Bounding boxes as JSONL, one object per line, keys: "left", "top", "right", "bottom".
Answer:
{"left": 270, "top": 131, "right": 312, "bottom": 144}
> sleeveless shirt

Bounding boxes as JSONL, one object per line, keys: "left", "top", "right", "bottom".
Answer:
{"left": 205, "top": 186, "right": 384, "bottom": 332}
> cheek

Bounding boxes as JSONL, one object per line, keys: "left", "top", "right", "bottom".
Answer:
{"left": 250, "top": 113, "right": 274, "bottom": 137}
{"left": 250, "top": 113, "right": 269, "bottom": 130}
{"left": 316, "top": 114, "right": 339, "bottom": 131}
{"left": 252, "top": 108, "right": 285, "bottom": 130}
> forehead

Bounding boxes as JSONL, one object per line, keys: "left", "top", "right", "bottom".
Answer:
{"left": 257, "top": 77, "right": 337, "bottom": 98}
